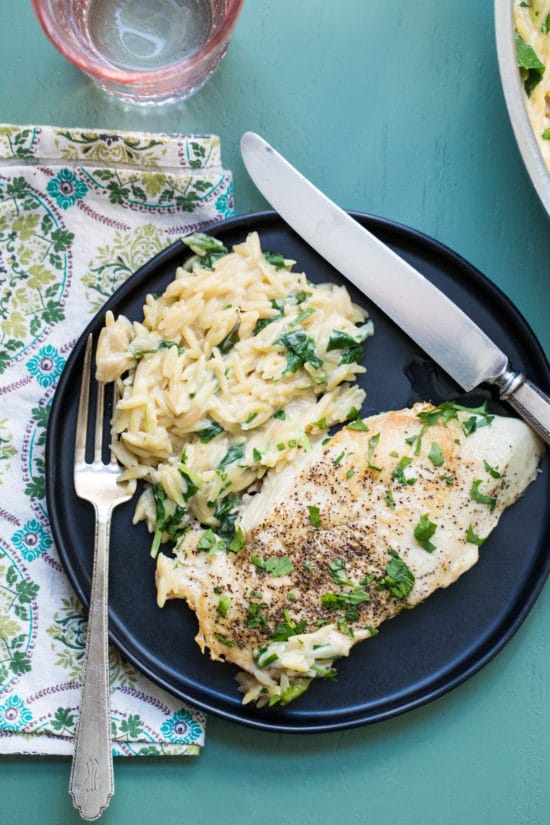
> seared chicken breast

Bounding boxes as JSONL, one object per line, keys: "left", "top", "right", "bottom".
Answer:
{"left": 156, "top": 403, "right": 543, "bottom": 706}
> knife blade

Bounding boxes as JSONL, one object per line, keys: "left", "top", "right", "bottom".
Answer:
{"left": 240, "top": 131, "right": 550, "bottom": 444}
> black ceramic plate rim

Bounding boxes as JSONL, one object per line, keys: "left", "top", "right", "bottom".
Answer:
{"left": 46, "top": 211, "right": 550, "bottom": 733}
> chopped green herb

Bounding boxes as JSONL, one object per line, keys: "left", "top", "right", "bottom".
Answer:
{"left": 428, "top": 442, "right": 445, "bottom": 467}
{"left": 334, "top": 450, "right": 346, "bottom": 465}
{"left": 383, "top": 488, "right": 396, "bottom": 509}
{"left": 227, "top": 526, "right": 245, "bottom": 553}
{"left": 244, "top": 411, "right": 258, "bottom": 424}
{"left": 328, "top": 559, "right": 354, "bottom": 587}
{"left": 264, "top": 251, "right": 286, "bottom": 269}
{"left": 326, "top": 322, "right": 373, "bottom": 365}
{"left": 217, "top": 443, "right": 245, "bottom": 469}
{"left": 178, "top": 462, "right": 201, "bottom": 500}
{"left": 150, "top": 485, "right": 187, "bottom": 558}
{"left": 252, "top": 555, "right": 295, "bottom": 577}
{"left": 270, "top": 610, "right": 307, "bottom": 641}
{"left": 214, "top": 633, "right": 236, "bottom": 647}
{"left": 294, "top": 290, "right": 311, "bottom": 303}
{"left": 272, "top": 409, "right": 287, "bottom": 420}
{"left": 471, "top": 479, "right": 497, "bottom": 511}
{"left": 515, "top": 31, "right": 545, "bottom": 96}
{"left": 290, "top": 307, "right": 315, "bottom": 326}
{"left": 346, "top": 468, "right": 356, "bottom": 479}
{"left": 414, "top": 513, "right": 437, "bottom": 552}
{"left": 321, "top": 588, "right": 371, "bottom": 622}
{"left": 391, "top": 455, "right": 417, "bottom": 486}
{"left": 439, "top": 473, "right": 454, "bottom": 485}
{"left": 276, "top": 442, "right": 286, "bottom": 451}
{"left": 405, "top": 433, "right": 423, "bottom": 455}
{"left": 246, "top": 601, "right": 268, "bottom": 631}
{"left": 182, "top": 232, "right": 228, "bottom": 257}
{"left": 197, "top": 420, "right": 224, "bottom": 443}
{"left": 483, "top": 459, "right": 501, "bottom": 479}
{"left": 346, "top": 406, "right": 361, "bottom": 421}
{"left": 197, "top": 529, "right": 225, "bottom": 553}
{"left": 542, "top": 128, "right": 550, "bottom": 139}
{"left": 347, "top": 418, "right": 369, "bottom": 432}
{"left": 304, "top": 559, "right": 313, "bottom": 574}
{"left": 217, "top": 321, "right": 240, "bottom": 355}
{"left": 367, "top": 433, "right": 382, "bottom": 471}
{"left": 217, "top": 594, "right": 231, "bottom": 617}
{"left": 417, "top": 401, "right": 494, "bottom": 436}
{"left": 288, "top": 439, "right": 297, "bottom": 448}
{"left": 278, "top": 330, "right": 323, "bottom": 373}
{"left": 253, "top": 447, "right": 262, "bottom": 462}
{"left": 308, "top": 505, "right": 322, "bottom": 527}
{"left": 377, "top": 548, "right": 415, "bottom": 599}
{"left": 253, "top": 299, "right": 285, "bottom": 335}
{"left": 212, "top": 492, "right": 241, "bottom": 539}
{"left": 466, "top": 524, "right": 486, "bottom": 546}
{"left": 259, "top": 652, "right": 279, "bottom": 669}
{"left": 287, "top": 591, "right": 297, "bottom": 601}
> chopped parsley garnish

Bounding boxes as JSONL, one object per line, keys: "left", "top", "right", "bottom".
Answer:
{"left": 197, "top": 529, "right": 226, "bottom": 554}
{"left": 252, "top": 555, "right": 294, "bottom": 577}
{"left": 270, "top": 610, "right": 307, "bottom": 641}
{"left": 214, "top": 633, "right": 236, "bottom": 647}
{"left": 217, "top": 321, "right": 240, "bottom": 354}
{"left": 326, "top": 322, "right": 373, "bottom": 365}
{"left": 471, "top": 479, "right": 497, "bottom": 511}
{"left": 178, "top": 461, "right": 201, "bottom": 500}
{"left": 321, "top": 588, "right": 371, "bottom": 622}
{"left": 347, "top": 418, "right": 369, "bottom": 431}
{"left": 264, "top": 251, "right": 286, "bottom": 269}
{"left": 405, "top": 433, "right": 423, "bottom": 455}
{"left": 391, "top": 455, "right": 417, "bottom": 486}
{"left": 272, "top": 409, "right": 287, "bottom": 420}
{"left": 383, "top": 489, "right": 396, "bottom": 509}
{"left": 346, "top": 468, "right": 356, "bottom": 479}
{"left": 367, "top": 433, "right": 382, "bottom": 471}
{"left": 466, "top": 524, "right": 486, "bottom": 546}
{"left": 428, "top": 442, "right": 445, "bottom": 467}
{"left": 253, "top": 447, "right": 262, "bottom": 462}
{"left": 197, "top": 420, "right": 224, "bottom": 443}
{"left": 246, "top": 601, "right": 268, "bottom": 631}
{"left": 217, "top": 443, "right": 245, "bottom": 469}
{"left": 212, "top": 492, "right": 241, "bottom": 539}
{"left": 483, "top": 459, "right": 501, "bottom": 479}
{"left": 278, "top": 330, "right": 323, "bottom": 374}
{"left": 417, "top": 401, "right": 493, "bottom": 436}
{"left": 182, "top": 232, "right": 228, "bottom": 269}
{"left": 227, "top": 526, "right": 245, "bottom": 553}
{"left": 515, "top": 31, "right": 545, "bottom": 96}
{"left": 327, "top": 559, "right": 354, "bottom": 587}
{"left": 334, "top": 450, "right": 346, "bottom": 465}
{"left": 217, "top": 594, "right": 231, "bottom": 617}
{"left": 308, "top": 505, "right": 322, "bottom": 527}
{"left": 253, "top": 299, "right": 285, "bottom": 335}
{"left": 150, "top": 485, "right": 187, "bottom": 558}
{"left": 414, "top": 513, "right": 437, "bottom": 552}
{"left": 377, "top": 549, "right": 415, "bottom": 599}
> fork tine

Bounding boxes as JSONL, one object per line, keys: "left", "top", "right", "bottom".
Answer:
{"left": 94, "top": 375, "right": 105, "bottom": 464}
{"left": 75, "top": 335, "right": 93, "bottom": 466}
{"left": 110, "top": 380, "right": 121, "bottom": 468}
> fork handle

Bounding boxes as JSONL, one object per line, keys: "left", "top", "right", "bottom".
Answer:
{"left": 69, "top": 509, "right": 114, "bottom": 821}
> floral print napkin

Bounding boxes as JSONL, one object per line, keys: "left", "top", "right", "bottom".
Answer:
{"left": 0, "top": 124, "right": 235, "bottom": 755}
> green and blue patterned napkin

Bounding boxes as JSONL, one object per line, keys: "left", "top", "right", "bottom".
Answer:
{"left": 0, "top": 124, "right": 234, "bottom": 755}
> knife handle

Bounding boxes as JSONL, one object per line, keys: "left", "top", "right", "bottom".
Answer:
{"left": 500, "top": 376, "right": 550, "bottom": 445}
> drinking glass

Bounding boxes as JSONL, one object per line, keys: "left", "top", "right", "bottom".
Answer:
{"left": 31, "top": 0, "right": 244, "bottom": 105}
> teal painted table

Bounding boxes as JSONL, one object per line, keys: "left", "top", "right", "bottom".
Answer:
{"left": 1, "top": 2, "right": 549, "bottom": 823}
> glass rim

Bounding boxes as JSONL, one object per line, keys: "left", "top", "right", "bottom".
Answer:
{"left": 31, "top": 0, "right": 244, "bottom": 84}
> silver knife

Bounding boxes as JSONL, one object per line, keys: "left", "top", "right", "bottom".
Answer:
{"left": 240, "top": 131, "right": 550, "bottom": 445}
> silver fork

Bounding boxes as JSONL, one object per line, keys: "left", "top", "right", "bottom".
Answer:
{"left": 69, "top": 334, "right": 131, "bottom": 821}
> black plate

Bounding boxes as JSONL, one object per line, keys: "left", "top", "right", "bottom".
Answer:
{"left": 46, "top": 211, "right": 550, "bottom": 733}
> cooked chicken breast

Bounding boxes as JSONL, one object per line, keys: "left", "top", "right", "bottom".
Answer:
{"left": 156, "top": 402, "right": 544, "bottom": 707}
